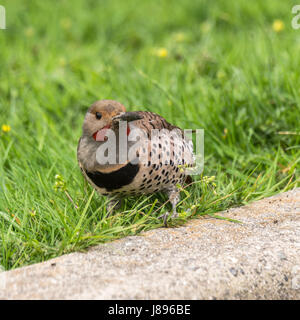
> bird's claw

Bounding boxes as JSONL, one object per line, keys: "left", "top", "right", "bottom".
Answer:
{"left": 157, "top": 210, "right": 179, "bottom": 227}
{"left": 157, "top": 211, "right": 169, "bottom": 227}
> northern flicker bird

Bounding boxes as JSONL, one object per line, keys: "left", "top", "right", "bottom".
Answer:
{"left": 77, "top": 100, "right": 194, "bottom": 225}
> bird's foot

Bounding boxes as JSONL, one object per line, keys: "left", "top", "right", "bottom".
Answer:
{"left": 157, "top": 211, "right": 170, "bottom": 227}
{"left": 157, "top": 209, "right": 179, "bottom": 227}
{"left": 157, "top": 188, "right": 181, "bottom": 226}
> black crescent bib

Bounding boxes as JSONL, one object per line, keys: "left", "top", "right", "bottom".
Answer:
{"left": 85, "top": 162, "right": 140, "bottom": 192}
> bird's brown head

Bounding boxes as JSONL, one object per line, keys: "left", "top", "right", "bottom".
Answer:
{"left": 82, "top": 100, "right": 142, "bottom": 142}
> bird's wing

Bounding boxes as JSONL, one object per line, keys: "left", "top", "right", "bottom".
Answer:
{"left": 133, "top": 112, "right": 194, "bottom": 183}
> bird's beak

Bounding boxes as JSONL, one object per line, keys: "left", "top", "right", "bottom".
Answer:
{"left": 112, "top": 112, "right": 143, "bottom": 122}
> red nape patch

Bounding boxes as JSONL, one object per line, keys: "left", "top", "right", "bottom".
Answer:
{"left": 127, "top": 125, "right": 131, "bottom": 136}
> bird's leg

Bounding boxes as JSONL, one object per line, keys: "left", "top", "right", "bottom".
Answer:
{"left": 168, "top": 188, "right": 180, "bottom": 218}
{"left": 106, "top": 196, "right": 122, "bottom": 216}
{"left": 158, "top": 188, "right": 180, "bottom": 226}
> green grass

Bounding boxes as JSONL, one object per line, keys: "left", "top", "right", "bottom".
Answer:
{"left": 0, "top": 0, "right": 299, "bottom": 270}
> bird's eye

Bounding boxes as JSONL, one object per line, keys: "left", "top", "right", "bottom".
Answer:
{"left": 95, "top": 112, "right": 102, "bottom": 120}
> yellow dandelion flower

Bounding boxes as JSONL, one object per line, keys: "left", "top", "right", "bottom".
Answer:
{"left": 25, "top": 27, "right": 34, "bottom": 37}
{"left": 154, "top": 48, "right": 168, "bottom": 58}
{"left": 1, "top": 124, "right": 11, "bottom": 133}
{"left": 272, "top": 20, "right": 284, "bottom": 32}
{"left": 60, "top": 18, "right": 72, "bottom": 30}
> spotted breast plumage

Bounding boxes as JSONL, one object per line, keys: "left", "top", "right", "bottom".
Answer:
{"left": 77, "top": 100, "right": 194, "bottom": 223}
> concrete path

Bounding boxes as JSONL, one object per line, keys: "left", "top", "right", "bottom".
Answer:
{"left": 0, "top": 189, "right": 299, "bottom": 299}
